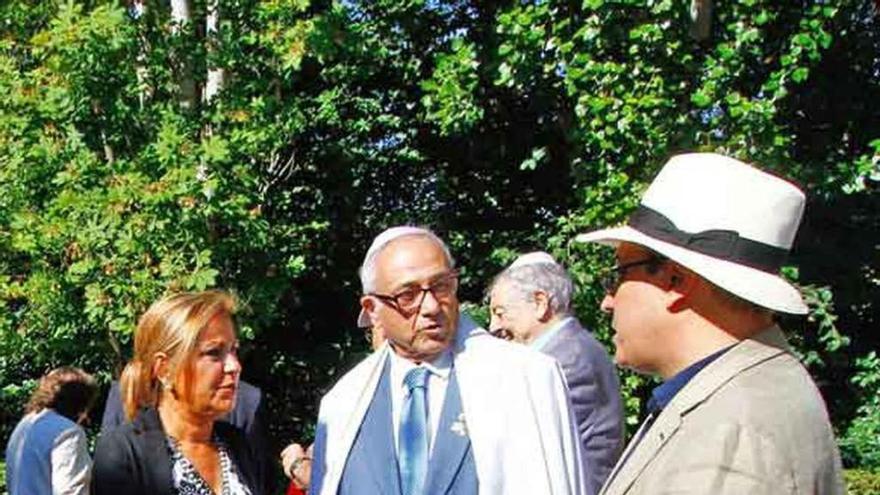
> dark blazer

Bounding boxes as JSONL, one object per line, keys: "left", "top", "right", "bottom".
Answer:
{"left": 541, "top": 317, "right": 624, "bottom": 495}
{"left": 91, "top": 407, "right": 262, "bottom": 495}
{"left": 100, "top": 380, "right": 273, "bottom": 493}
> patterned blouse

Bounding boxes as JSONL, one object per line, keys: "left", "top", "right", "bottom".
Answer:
{"left": 166, "top": 435, "right": 252, "bottom": 495}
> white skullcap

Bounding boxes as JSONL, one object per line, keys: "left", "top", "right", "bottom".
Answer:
{"left": 509, "top": 251, "right": 558, "bottom": 268}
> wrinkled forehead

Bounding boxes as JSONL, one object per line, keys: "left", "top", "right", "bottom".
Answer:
{"left": 373, "top": 235, "right": 452, "bottom": 288}
{"left": 489, "top": 279, "right": 517, "bottom": 306}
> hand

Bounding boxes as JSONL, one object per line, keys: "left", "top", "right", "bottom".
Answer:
{"left": 281, "top": 442, "right": 313, "bottom": 489}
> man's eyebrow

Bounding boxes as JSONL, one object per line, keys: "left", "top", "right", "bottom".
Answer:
{"left": 388, "top": 270, "right": 453, "bottom": 291}
{"left": 388, "top": 279, "right": 420, "bottom": 292}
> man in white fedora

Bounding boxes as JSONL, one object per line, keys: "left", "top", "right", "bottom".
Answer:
{"left": 576, "top": 153, "right": 844, "bottom": 495}
{"left": 309, "top": 226, "right": 587, "bottom": 495}
{"left": 488, "top": 252, "right": 623, "bottom": 495}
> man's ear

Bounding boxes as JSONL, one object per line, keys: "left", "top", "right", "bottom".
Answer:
{"left": 533, "top": 291, "right": 553, "bottom": 322}
{"left": 360, "top": 295, "right": 376, "bottom": 322}
{"left": 666, "top": 264, "right": 697, "bottom": 312}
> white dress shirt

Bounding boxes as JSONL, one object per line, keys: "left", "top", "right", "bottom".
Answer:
{"left": 388, "top": 347, "right": 452, "bottom": 456}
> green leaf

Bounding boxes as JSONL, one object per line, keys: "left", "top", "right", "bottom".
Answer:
{"left": 791, "top": 67, "right": 810, "bottom": 83}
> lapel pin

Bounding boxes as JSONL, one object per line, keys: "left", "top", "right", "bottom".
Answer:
{"left": 450, "top": 412, "right": 468, "bottom": 437}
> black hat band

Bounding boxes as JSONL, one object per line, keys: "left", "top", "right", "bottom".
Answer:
{"left": 627, "top": 206, "right": 789, "bottom": 273}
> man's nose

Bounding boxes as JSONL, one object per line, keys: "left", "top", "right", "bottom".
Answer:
{"left": 418, "top": 288, "right": 442, "bottom": 315}
{"left": 600, "top": 293, "right": 614, "bottom": 314}
{"left": 489, "top": 313, "right": 504, "bottom": 333}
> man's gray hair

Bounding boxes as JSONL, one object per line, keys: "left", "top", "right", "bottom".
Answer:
{"left": 490, "top": 260, "right": 574, "bottom": 316}
{"left": 359, "top": 226, "right": 455, "bottom": 293}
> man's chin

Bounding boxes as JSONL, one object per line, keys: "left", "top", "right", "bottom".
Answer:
{"left": 393, "top": 337, "right": 452, "bottom": 362}
{"left": 613, "top": 348, "right": 628, "bottom": 368}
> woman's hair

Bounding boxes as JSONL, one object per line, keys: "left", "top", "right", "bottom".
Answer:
{"left": 119, "top": 290, "right": 237, "bottom": 420}
{"left": 26, "top": 366, "right": 98, "bottom": 422}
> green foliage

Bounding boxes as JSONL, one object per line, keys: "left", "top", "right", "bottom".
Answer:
{"left": 0, "top": 0, "right": 877, "bottom": 471}
{"left": 0, "top": 0, "right": 325, "bottom": 445}
{"left": 422, "top": 39, "right": 484, "bottom": 136}
{"left": 790, "top": 283, "right": 850, "bottom": 368}
{"left": 841, "top": 351, "right": 880, "bottom": 468}
{"left": 845, "top": 469, "right": 880, "bottom": 495}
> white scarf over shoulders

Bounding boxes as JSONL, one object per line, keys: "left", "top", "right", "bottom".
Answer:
{"left": 315, "top": 314, "right": 587, "bottom": 495}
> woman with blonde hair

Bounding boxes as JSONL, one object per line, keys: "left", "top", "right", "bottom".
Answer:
{"left": 5, "top": 366, "right": 98, "bottom": 495}
{"left": 92, "top": 290, "right": 261, "bottom": 495}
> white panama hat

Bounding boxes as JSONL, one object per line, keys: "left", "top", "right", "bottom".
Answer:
{"left": 576, "top": 153, "right": 808, "bottom": 314}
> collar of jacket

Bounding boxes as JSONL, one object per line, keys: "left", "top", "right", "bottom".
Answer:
{"left": 603, "top": 326, "right": 790, "bottom": 495}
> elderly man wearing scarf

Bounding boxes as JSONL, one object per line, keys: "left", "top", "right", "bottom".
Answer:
{"left": 309, "top": 227, "right": 586, "bottom": 495}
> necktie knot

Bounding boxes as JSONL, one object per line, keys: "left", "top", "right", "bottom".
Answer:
{"left": 404, "top": 366, "right": 430, "bottom": 392}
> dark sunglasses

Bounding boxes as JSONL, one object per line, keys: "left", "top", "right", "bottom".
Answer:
{"left": 600, "top": 257, "right": 666, "bottom": 294}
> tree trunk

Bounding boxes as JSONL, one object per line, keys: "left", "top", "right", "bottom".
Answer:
{"left": 132, "top": 0, "right": 151, "bottom": 108}
{"left": 170, "top": 0, "right": 198, "bottom": 110}
{"left": 204, "top": 0, "right": 225, "bottom": 104}
{"left": 92, "top": 100, "right": 115, "bottom": 164}
{"left": 690, "top": 0, "right": 712, "bottom": 41}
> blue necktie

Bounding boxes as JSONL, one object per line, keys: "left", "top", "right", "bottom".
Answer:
{"left": 399, "top": 366, "right": 430, "bottom": 495}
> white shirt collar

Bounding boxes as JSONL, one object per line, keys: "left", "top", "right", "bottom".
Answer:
{"left": 389, "top": 345, "right": 453, "bottom": 384}
{"left": 529, "top": 316, "right": 573, "bottom": 351}
{"left": 387, "top": 345, "right": 453, "bottom": 454}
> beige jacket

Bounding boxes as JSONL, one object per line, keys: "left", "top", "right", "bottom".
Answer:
{"left": 600, "top": 326, "right": 844, "bottom": 495}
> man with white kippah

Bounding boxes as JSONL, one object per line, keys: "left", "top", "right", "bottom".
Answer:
{"left": 576, "top": 153, "right": 843, "bottom": 495}
{"left": 309, "top": 227, "right": 587, "bottom": 495}
{"left": 488, "top": 252, "right": 624, "bottom": 495}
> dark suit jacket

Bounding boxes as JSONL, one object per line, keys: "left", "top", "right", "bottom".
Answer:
{"left": 541, "top": 317, "right": 624, "bottom": 495}
{"left": 100, "top": 380, "right": 273, "bottom": 493}
{"left": 91, "top": 407, "right": 262, "bottom": 495}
